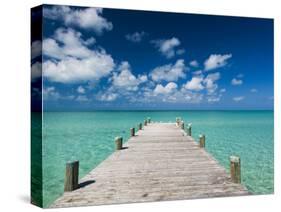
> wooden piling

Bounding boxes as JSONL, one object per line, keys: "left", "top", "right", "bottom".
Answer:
{"left": 115, "top": 136, "right": 123, "bottom": 150}
{"left": 187, "top": 124, "right": 192, "bottom": 136}
{"left": 64, "top": 161, "right": 79, "bottom": 192}
{"left": 181, "top": 121, "right": 185, "bottom": 130}
{"left": 176, "top": 117, "right": 181, "bottom": 126}
{"left": 230, "top": 156, "right": 241, "bottom": 183}
{"left": 199, "top": 134, "right": 205, "bottom": 148}
{"left": 139, "top": 123, "right": 142, "bottom": 130}
{"left": 144, "top": 120, "right": 147, "bottom": 126}
{"left": 130, "top": 128, "right": 135, "bottom": 137}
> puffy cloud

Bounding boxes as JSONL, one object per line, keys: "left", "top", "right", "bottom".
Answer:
{"left": 111, "top": 61, "right": 147, "bottom": 91}
{"left": 151, "top": 37, "right": 184, "bottom": 58}
{"left": 150, "top": 59, "right": 187, "bottom": 82}
{"left": 138, "top": 82, "right": 204, "bottom": 104}
{"left": 189, "top": 60, "right": 199, "bottom": 67}
{"left": 43, "top": 28, "right": 115, "bottom": 83}
{"left": 204, "top": 72, "right": 221, "bottom": 94}
{"left": 184, "top": 76, "right": 204, "bottom": 91}
{"left": 220, "top": 88, "right": 226, "bottom": 93}
{"left": 250, "top": 88, "right": 258, "bottom": 93}
{"left": 99, "top": 93, "right": 118, "bottom": 101}
{"left": 43, "top": 86, "right": 60, "bottom": 100}
{"left": 207, "top": 96, "right": 221, "bottom": 103}
{"left": 192, "top": 70, "right": 203, "bottom": 75}
{"left": 153, "top": 82, "right": 178, "bottom": 95}
{"left": 31, "top": 40, "right": 42, "bottom": 59}
{"left": 43, "top": 28, "right": 95, "bottom": 60}
{"left": 77, "top": 86, "right": 85, "bottom": 94}
{"left": 31, "top": 62, "right": 42, "bottom": 82}
{"left": 43, "top": 55, "right": 114, "bottom": 83}
{"left": 231, "top": 78, "right": 243, "bottom": 85}
{"left": 233, "top": 96, "right": 245, "bottom": 102}
{"left": 204, "top": 54, "right": 232, "bottom": 71}
{"left": 44, "top": 6, "right": 113, "bottom": 33}
{"left": 125, "top": 31, "right": 147, "bottom": 42}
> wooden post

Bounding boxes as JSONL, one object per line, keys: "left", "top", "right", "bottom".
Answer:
{"left": 64, "top": 161, "right": 79, "bottom": 192}
{"left": 181, "top": 121, "right": 185, "bottom": 130}
{"left": 199, "top": 134, "right": 205, "bottom": 148}
{"left": 139, "top": 123, "right": 142, "bottom": 130}
{"left": 187, "top": 124, "right": 192, "bottom": 136}
{"left": 230, "top": 156, "right": 241, "bottom": 183}
{"left": 147, "top": 117, "right": 151, "bottom": 123}
{"left": 144, "top": 120, "right": 147, "bottom": 126}
{"left": 176, "top": 117, "right": 181, "bottom": 126}
{"left": 115, "top": 136, "right": 123, "bottom": 150}
{"left": 130, "top": 128, "right": 135, "bottom": 137}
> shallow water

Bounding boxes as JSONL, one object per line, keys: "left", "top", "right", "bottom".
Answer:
{"left": 37, "top": 111, "right": 273, "bottom": 207}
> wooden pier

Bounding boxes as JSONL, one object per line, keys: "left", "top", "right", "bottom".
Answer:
{"left": 51, "top": 120, "right": 249, "bottom": 208}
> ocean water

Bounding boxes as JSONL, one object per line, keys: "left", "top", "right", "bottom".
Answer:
{"left": 38, "top": 111, "right": 273, "bottom": 207}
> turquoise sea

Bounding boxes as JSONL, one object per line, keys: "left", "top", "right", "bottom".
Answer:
{"left": 36, "top": 111, "right": 273, "bottom": 207}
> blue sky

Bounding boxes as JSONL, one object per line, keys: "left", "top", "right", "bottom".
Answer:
{"left": 32, "top": 5, "right": 274, "bottom": 111}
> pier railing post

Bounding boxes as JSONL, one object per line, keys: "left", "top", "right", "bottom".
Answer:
{"left": 230, "top": 156, "right": 241, "bottom": 183}
{"left": 176, "top": 117, "right": 181, "bottom": 126}
{"left": 115, "top": 136, "right": 123, "bottom": 150}
{"left": 139, "top": 123, "right": 142, "bottom": 130}
{"left": 130, "top": 128, "right": 135, "bottom": 137}
{"left": 199, "top": 134, "right": 205, "bottom": 148}
{"left": 181, "top": 121, "right": 185, "bottom": 130}
{"left": 144, "top": 119, "right": 147, "bottom": 126}
{"left": 187, "top": 124, "right": 192, "bottom": 136}
{"left": 64, "top": 161, "right": 79, "bottom": 192}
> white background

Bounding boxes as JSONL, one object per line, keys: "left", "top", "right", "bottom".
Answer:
{"left": 0, "top": 0, "right": 279, "bottom": 211}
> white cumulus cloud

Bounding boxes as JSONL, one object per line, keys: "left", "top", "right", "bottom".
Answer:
{"left": 220, "top": 88, "right": 226, "bottom": 93}
{"left": 151, "top": 37, "right": 183, "bottom": 58}
{"left": 77, "top": 86, "right": 85, "bottom": 94}
{"left": 204, "top": 54, "right": 232, "bottom": 71}
{"left": 192, "top": 70, "right": 203, "bottom": 75}
{"left": 99, "top": 93, "right": 118, "bottom": 101}
{"left": 204, "top": 72, "right": 221, "bottom": 94}
{"left": 43, "top": 28, "right": 115, "bottom": 83}
{"left": 189, "top": 60, "right": 199, "bottom": 67}
{"left": 233, "top": 96, "right": 245, "bottom": 102}
{"left": 125, "top": 31, "right": 147, "bottom": 42}
{"left": 150, "top": 59, "right": 187, "bottom": 82}
{"left": 43, "top": 86, "right": 60, "bottom": 100}
{"left": 184, "top": 76, "right": 204, "bottom": 91}
{"left": 231, "top": 78, "right": 243, "bottom": 85}
{"left": 111, "top": 61, "right": 147, "bottom": 91}
{"left": 153, "top": 82, "right": 178, "bottom": 95}
{"left": 31, "top": 62, "right": 42, "bottom": 82}
{"left": 207, "top": 96, "right": 221, "bottom": 103}
{"left": 31, "top": 40, "right": 42, "bottom": 59}
{"left": 44, "top": 6, "right": 113, "bottom": 33}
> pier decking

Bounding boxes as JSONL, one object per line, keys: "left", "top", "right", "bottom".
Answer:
{"left": 51, "top": 122, "right": 249, "bottom": 208}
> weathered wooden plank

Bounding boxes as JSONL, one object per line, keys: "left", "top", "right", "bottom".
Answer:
{"left": 51, "top": 123, "right": 249, "bottom": 208}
